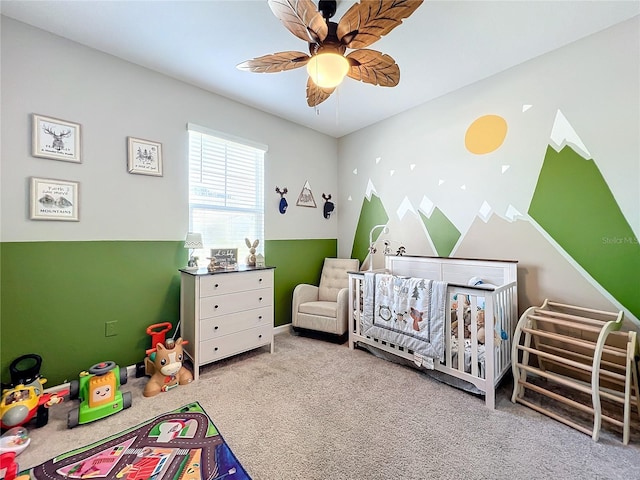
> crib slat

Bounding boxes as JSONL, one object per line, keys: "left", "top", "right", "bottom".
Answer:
{"left": 469, "top": 295, "right": 479, "bottom": 378}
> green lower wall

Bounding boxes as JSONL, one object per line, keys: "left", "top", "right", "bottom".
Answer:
{"left": 264, "top": 238, "right": 337, "bottom": 327}
{"left": 1, "top": 241, "right": 184, "bottom": 386}
{"left": 1, "top": 238, "right": 336, "bottom": 385}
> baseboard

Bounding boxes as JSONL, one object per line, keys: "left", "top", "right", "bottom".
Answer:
{"left": 45, "top": 325, "right": 293, "bottom": 393}
{"left": 274, "top": 323, "right": 291, "bottom": 335}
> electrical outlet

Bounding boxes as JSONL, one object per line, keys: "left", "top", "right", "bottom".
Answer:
{"left": 105, "top": 320, "right": 118, "bottom": 337}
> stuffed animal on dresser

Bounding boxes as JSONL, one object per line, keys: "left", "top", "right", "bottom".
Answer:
{"left": 245, "top": 238, "right": 259, "bottom": 266}
{"left": 143, "top": 338, "right": 193, "bottom": 397}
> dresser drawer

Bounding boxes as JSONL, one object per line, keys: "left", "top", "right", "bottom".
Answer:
{"left": 200, "top": 307, "right": 272, "bottom": 341}
{"left": 199, "top": 270, "right": 273, "bottom": 297}
{"left": 200, "top": 288, "right": 271, "bottom": 319}
{"left": 199, "top": 324, "right": 272, "bottom": 364}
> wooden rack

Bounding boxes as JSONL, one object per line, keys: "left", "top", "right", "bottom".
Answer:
{"left": 511, "top": 299, "right": 639, "bottom": 444}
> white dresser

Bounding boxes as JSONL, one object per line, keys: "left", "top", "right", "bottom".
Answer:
{"left": 179, "top": 266, "right": 275, "bottom": 380}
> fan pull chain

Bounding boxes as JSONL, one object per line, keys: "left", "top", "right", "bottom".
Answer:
{"left": 335, "top": 86, "right": 340, "bottom": 125}
{"left": 312, "top": 42, "right": 320, "bottom": 116}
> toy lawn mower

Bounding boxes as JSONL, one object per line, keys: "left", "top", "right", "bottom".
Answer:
{"left": 67, "top": 361, "right": 132, "bottom": 429}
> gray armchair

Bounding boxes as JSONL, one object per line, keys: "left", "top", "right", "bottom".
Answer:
{"left": 292, "top": 257, "right": 360, "bottom": 338}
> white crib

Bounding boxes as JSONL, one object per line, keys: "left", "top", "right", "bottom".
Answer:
{"left": 348, "top": 255, "right": 518, "bottom": 408}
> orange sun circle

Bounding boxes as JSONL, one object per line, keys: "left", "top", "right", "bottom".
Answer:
{"left": 465, "top": 115, "right": 508, "bottom": 155}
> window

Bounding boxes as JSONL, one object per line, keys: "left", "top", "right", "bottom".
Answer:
{"left": 188, "top": 124, "right": 266, "bottom": 264}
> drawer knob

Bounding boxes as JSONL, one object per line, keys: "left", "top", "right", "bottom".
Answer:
{"left": 259, "top": 278, "right": 263, "bottom": 283}
{"left": 214, "top": 305, "right": 219, "bottom": 309}
{"left": 214, "top": 347, "right": 218, "bottom": 351}
{"left": 214, "top": 326, "right": 219, "bottom": 330}
{"left": 258, "top": 334, "right": 262, "bottom": 339}
{"left": 259, "top": 297, "right": 263, "bottom": 301}
{"left": 215, "top": 283, "right": 219, "bottom": 288}
{"left": 258, "top": 315, "right": 263, "bottom": 320}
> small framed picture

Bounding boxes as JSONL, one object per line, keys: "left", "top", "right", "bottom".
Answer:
{"left": 32, "top": 114, "right": 81, "bottom": 163}
{"left": 296, "top": 180, "right": 317, "bottom": 208}
{"left": 210, "top": 248, "right": 238, "bottom": 269}
{"left": 127, "top": 137, "right": 163, "bottom": 176}
{"left": 30, "top": 177, "right": 79, "bottom": 221}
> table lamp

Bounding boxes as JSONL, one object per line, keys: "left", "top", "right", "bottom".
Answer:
{"left": 184, "top": 232, "right": 203, "bottom": 270}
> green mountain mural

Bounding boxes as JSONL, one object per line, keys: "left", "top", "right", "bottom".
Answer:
{"left": 529, "top": 145, "right": 639, "bottom": 319}
{"left": 419, "top": 208, "right": 461, "bottom": 257}
{"left": 351, "top": 193, "right": 389, "bottom": 265}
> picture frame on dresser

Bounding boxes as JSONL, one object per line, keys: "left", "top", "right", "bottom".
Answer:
{"left": 32, "top": 114, "right": 81, "bottom": 163}
{"left": 209, "top": 248, "right": 238, "bottom": 270}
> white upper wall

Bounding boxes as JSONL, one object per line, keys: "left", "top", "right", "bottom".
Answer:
{"left": 0, "top": 17, "right": 339, "bottom": 242}
{"left": 336, "top": 16, "right": 640, "bottom": 258}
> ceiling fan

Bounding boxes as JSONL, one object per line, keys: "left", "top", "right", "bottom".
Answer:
{"left": 237, "top": 0, "right": 423, "bottom": 107}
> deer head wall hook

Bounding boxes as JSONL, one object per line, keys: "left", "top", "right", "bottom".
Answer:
{"left": 322, "top": 193, "right": 335, "bottom": 219}
{"left": 276, "top": 186, "right": 288, "bottom": 214}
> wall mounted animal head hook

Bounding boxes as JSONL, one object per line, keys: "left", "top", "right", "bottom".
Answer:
{"left": 322, "top": 193, "right": 334, "bottom": 219}
{"left": 275, "top": 186, "right": 288, "bottom": 214}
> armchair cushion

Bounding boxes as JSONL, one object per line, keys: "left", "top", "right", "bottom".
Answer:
{"left": 292, "top": 257, "right": 360, "bottom": 337}
{"left": 318, "top": 258, "right": 360, "bottom": 301}
{"left": 299, "top": 301, "right": 337, "bottom": 317}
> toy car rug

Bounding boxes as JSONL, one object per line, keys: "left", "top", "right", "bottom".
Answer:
{"left": 20, "top": 402, "right": 250, "bottom": 480}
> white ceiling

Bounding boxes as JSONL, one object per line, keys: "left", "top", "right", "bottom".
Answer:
{"left": 2, "top": 1, "right": 638, "bottom": 138}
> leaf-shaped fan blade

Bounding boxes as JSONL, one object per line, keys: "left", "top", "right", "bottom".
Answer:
{"left": 337, "top": 0, "right": 423, "bottom": 49}
{"left": 268, "top": 0, "right": 328, "bottom": 44}
{"left": 237, "top": 51, "right": 310, "bottom": 73}
{"left": 306, "top": 77, "right": 336, "bottom": 107}
{"left": 346, "top": 49, "right": 399, "bottom": 86}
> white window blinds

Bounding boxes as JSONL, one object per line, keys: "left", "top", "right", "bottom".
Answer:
{"left": 188, "top": 124, "right": 266, "bottom": 259}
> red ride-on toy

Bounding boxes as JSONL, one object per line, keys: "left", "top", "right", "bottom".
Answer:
{"left": 135, "top": 323, "right": 187, "bottom": 377}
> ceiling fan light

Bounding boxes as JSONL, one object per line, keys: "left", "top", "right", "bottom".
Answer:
{"left": 306, "top": 53, "right": 349, "bottom": 89}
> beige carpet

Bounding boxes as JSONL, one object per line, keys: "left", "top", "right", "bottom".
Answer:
{"left": 17, "top": 331, "right": 640, "bottom": 479}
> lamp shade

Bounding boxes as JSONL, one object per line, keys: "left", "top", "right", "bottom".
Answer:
{"left": 184, "top": 232, "right": 203, "bottom": 249}
{"left": 306, "top": 52, "right": 350, "bottom": 89}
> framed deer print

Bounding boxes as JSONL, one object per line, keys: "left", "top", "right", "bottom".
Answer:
{"left": 32, "top": 114, "right": 81, "bottom": 163}
{"left": 30, "top": 177, "right": 79, "bottom": 221}
{"left": 127, "top": 137, "right": 163, "bottom": 176}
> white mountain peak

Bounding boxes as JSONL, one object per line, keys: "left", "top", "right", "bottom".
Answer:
{"left": 397, "top": 197, "right": 416, "bottom": 220}
{"left": 550, "top": 109, "right": 591, "bottom": 159}
{"left": 419, "top": 196, "right": 435, "bottom": 217}
{"left": 365, "top": 179, "right": 377, "bottom": 199}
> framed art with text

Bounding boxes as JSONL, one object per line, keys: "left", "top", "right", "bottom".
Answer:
{"left": 127, "top": 137, "right": 163, "bottom": 176}
{"left": 30, "top": 177, "right": 79, "bottom": 221}
{"left": 32, "top": 114, "right": 81, "bottom": 163}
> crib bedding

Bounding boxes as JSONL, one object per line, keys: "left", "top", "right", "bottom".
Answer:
{"left": 349, "top": 255, "right": 519, "bottom": 409}
{"left": 362, "top": 272, "right": 448, "bottom": 360}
